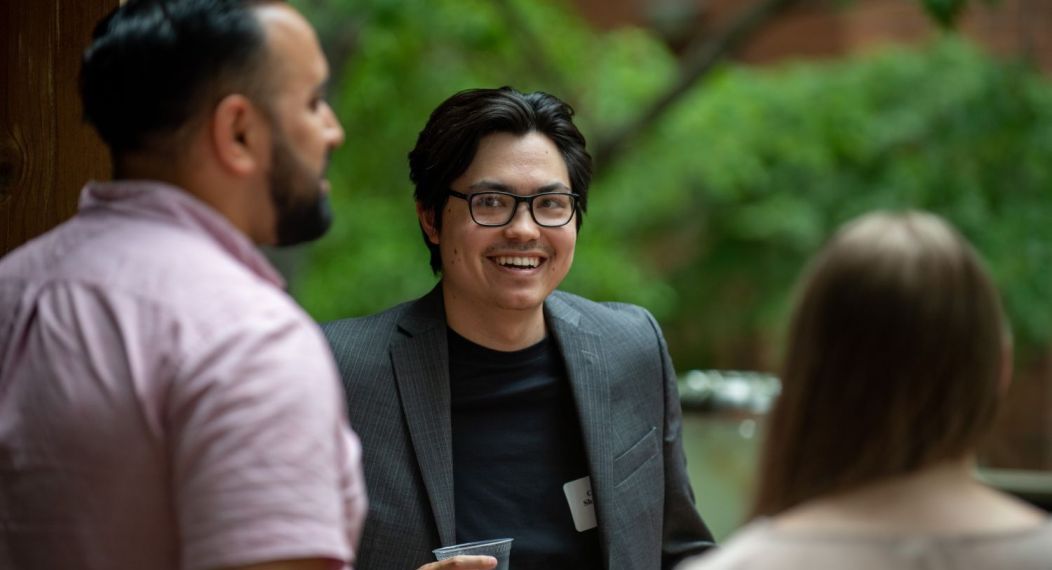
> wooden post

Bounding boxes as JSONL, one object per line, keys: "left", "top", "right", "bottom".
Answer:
{"left": 1, "top": 0, "right": 117, "bottom": 257}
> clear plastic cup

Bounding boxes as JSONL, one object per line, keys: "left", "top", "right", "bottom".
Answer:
{"left": 432, "top": 537, "right": 513, "bottom": 570}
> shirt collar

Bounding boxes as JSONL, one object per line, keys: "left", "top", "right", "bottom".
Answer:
{"left": 78, "top": 180, "right": 286, "bottom": 288}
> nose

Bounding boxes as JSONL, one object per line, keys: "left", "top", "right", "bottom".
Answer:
{"left": 502, "top": 202, "right": 541, "bottom": 241}
{"left": 323, "top": 101, "right": 345, "bottom": 148}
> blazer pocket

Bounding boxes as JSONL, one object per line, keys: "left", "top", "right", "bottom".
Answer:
{"left": 613, "top": 426, "right": 659, "bottom": 486}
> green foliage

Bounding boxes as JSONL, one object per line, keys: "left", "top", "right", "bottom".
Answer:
{"left": 294, "top": 0, "right": 1052, "bottom": 371}
{"left": 597, "top": 40, "right": 1052, "bottom": 368}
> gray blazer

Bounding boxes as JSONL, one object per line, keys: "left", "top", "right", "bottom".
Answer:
{"left": 323, "top": 285, "right": 715, "bottom": 569}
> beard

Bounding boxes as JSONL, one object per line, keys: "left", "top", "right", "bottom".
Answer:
{"left": 268, "top": 132, "right": 333, "bottom": 247}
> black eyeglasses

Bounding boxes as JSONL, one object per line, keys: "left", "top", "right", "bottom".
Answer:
{"left": 448, "top": 189, "right": 579, "bottom": 228}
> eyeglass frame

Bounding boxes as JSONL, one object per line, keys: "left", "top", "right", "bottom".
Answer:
{"left": 447, "top": 189, "right": 580, "bottom": 228}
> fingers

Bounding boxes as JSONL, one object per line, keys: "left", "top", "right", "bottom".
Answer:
{"left": 416, "top": 555, "right": 498, "bottom": 570}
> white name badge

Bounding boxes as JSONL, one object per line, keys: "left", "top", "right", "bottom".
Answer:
{"left": 562, "top": 475, "right": 598, "bottom": 532}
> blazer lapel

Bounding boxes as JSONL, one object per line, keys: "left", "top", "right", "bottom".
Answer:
{"left": 391, "top": 286, "right": 457, "bottom": 546}
{"left": 546, "top": 295, "right": 616, "bottom": 563}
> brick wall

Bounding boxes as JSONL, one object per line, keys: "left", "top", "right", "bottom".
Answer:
{"left": 569, "top": 0, "right": 1052, "bottom": 73}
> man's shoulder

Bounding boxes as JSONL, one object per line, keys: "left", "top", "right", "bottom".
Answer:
{"left": 0, "top": 218, "right": 275, "bottom": 320}
{"left": 1, "top": 211, "right": 271, "bottom": 297}
{"left": 319, "top": 295, "right": 440, "bottom": 390}
{"left": 548, "top": 290, "right": 656, "bottom": 330}
{"left": 321, "top": 297, "right": 420, "bottom": 350}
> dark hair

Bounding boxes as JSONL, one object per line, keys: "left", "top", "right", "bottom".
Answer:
{"left": 751, "top": 211, "right": 1007, "bottom": 517}
{"left": 408, "top": 87, "right": 593, "bottom": 273}
{"left": 80, "top": 0, "right": 278, "bottom": 157}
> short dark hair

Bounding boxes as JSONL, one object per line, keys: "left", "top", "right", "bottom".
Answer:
{"left": 408, "top": 87, "right": 593, "bottom": 273}
{"left": 752, "top": 211, "right": 1007, "bottom": 517}
{"left": 80, "top": 0, "right": 278, "bottom": 157}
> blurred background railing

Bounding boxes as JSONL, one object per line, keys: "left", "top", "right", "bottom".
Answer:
{"left": 678, "top": 370, "right": 777, "bottom": 539}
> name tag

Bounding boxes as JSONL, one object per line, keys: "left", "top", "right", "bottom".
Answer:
{"left": 562, "top": 475, "right": 597, "bottom": 532}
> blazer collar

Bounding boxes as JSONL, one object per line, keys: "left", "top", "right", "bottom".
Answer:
{"left": 392, "top": 283, "right": 457, "bottom": 544}
{"left": 545, "top": 293, "right": 616, "bottom": 563}
{"left": 395, "top": 282, "right": 447, "bottom": 337}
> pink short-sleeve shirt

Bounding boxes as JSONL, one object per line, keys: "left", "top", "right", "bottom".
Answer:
{"left": 0, "top": 181, "right": 366, "bottom": 569}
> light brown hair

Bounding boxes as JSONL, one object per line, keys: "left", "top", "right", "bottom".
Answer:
{"left": 751, "top": 210, "right": 1006, "bottom": 517}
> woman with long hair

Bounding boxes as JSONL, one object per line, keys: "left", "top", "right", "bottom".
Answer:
{"left": 681, "top": 211, "right": 1050, "bottom": 569}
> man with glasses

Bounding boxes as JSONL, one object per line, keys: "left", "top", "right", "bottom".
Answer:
{"left": 323, "top": 87, "right": 714, "bottom": 570}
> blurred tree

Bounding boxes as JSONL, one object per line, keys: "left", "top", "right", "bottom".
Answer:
{"left": 920, "top": 0, "right": 1000, "bottom": 28}
{"left": 292, "top": 0, "right": 1052, "bottom": 372}
{"left": 598, "top": 40, "right": 1052, "bottom": 369}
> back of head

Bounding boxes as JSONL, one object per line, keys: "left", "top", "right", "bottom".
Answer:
{"left": 752, "top": 210, "right": 1006, "bottom": 517}
{"left": 81, "top": 0, "right": 276, "bottom": 163}
{"left": 408, "top": 86, "right": 592, "bottom": 273}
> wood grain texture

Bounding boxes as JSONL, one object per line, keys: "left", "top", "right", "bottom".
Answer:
{"left": 1, "top": 0, "right": 115, "bottom": 257}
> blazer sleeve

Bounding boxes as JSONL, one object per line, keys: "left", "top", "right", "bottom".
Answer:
{"left": 642, "top": 309, "right": 718, "bottom": 567}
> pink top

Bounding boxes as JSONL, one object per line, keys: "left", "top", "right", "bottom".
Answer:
{"left": 0, "top": 181, "right": 366, "bottom": 570}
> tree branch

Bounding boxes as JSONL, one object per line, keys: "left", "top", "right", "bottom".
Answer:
{"left": 593, "top": 0, "right": 806, "bottom": 171}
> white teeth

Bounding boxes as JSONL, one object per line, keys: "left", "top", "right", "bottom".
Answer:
{"left": 496, "top": 256, "right": 540, "bottom": 268}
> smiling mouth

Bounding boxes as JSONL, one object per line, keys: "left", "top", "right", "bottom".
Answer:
{"left": 491, "top": 255, "right": 544, "bottom": 270}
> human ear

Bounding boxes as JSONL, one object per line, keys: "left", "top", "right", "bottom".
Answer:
{"left": 210, "top": 94, "right": 267, "bottom": 177}
{"left": 417, "top": 202, "right": 440, "bottom": 245}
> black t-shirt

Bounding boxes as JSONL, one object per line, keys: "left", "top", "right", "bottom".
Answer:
{"left": 448, "top": 328, "right": 603, "bottom": 569}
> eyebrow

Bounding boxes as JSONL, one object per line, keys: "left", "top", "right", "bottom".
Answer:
{"left": 467, "top": 180, "right": 571, "bottom": 194}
